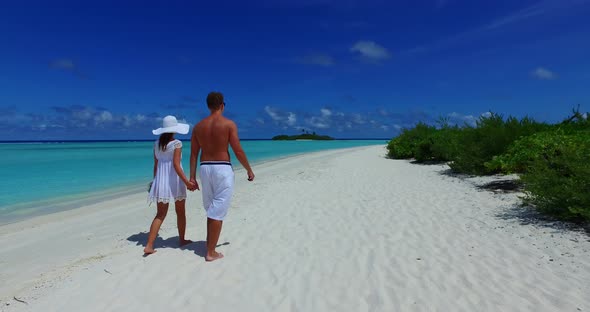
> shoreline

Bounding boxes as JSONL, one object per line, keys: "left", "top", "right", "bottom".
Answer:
{"left": 0, "top": 144, "right": 383, "bottom": 225}
{"left": 1, "top": 145, "right": 588, "bottom": 311}
{"left": 0, "top": 145, "right": 378, "bottom": 230}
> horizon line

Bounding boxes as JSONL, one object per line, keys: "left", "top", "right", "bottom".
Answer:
{"left": 0, "top": 138, "right": 390, "bottom": 143}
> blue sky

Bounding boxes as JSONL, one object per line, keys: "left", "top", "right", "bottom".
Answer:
{"left": 1, "top": 0, "right": 589, "bottom": 140}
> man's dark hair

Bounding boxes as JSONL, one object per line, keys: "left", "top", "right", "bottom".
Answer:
{"left": 207, "top": 92, "right": 224, "bottom": 110}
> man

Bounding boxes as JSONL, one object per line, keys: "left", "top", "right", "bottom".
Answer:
{"left": 189, "top": 91, "right": 255, "bottom": 262}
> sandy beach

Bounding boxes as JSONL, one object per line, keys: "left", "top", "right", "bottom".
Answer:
{"left": 1, "top": 145, "right": 589, "bottom": 311}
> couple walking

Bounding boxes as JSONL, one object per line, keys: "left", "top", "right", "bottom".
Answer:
{"left": 144, "top": 91, "right": 255, "bottom": 262}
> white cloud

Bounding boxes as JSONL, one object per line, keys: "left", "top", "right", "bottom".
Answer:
{"left": 352, "top": 113, "right": 366, "bottom": 124}
{"left": 463, "top": 116, "right": 477, "bottom": 126}
{"left": 306, "top": 116, "right": 330, "bottom": 129}
{"left": 257, "top": 106, "right": 411, "bottom": 136}
{"left": 484, "top": 4, "right": 545, "bottom": 30}
{"left": 49, "top": 58, "right": 87, "bottom": 79}
{"left": 4, "top": 105, "right": 173, "bottom": 137}
{"left": 287, "top": 112, "right": 297, "bottom": 126}
{"left": 531, "top": 67, "right": 556, "bottom": 80}
{"left": 377, "top": 108, "right": 389, "bottom": 116}
{"left": 448, "top": 112, "right": 485, "bottom": 127}
{"left": 264, "top": 106, "right": 297, "bottom": 127}
{"left": 264, "top": 106, "right": 281, "bottom": 121}
{"left": 350, "top": 41, "right": 391, "bottom": 62}
{"left": 73, "top": 107, "right": 94, "bottom": 121}
{"left": 123, "top": 115, "right": 133, "bottom": 127}
{"left": 33, "top": 124, "right": 47, "bottom": 131}
{"left": 95, "top": 111, "right": 113, "bottom": 124}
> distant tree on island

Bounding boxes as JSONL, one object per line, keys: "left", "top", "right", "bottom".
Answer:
{"left": 272, "top": 133, "right": 334, "bottom": 140}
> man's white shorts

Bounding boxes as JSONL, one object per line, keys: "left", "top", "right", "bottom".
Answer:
{"left": 200, "top": 162, "right": 235, "bottom": 221}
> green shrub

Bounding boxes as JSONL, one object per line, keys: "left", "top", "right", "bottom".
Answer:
{"left": 449, "top": 113, "right": 549, "bottom": 175}
{"left": 386, "top": 136, "right": 412, "bottom": 159}
{"left": 386, "top": 122, "right": 436, "bottom": 159}
{"left": 486, "top": 114, "right": 589, "bottom": 173}
{"left": 520, "top": 131, "right": 590, "bottom": 221}
{"left": 485, "top": 130, "right": 564, "bottom": 173}
{"left": 429, "top": 126, "right": 462, "bottom": 161}
{"left": 386, "top": 121, "right": 461, "bottom": 162}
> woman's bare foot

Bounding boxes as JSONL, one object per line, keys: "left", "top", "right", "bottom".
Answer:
{"left": 205, "top": 251, "right": 224, "bottom": 262}
{"left": 179, "top": 239, "right": 193, "bottom": 247}
{"left": 143, "top": 247, "right": 157, "bottom": 255}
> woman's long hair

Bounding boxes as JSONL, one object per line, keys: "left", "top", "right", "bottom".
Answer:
{"left": 158, "top": 133, "right": 174, "bottom": 151}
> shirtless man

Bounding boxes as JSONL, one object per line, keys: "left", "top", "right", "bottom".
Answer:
{"left": 189, "top": 91, "right": 255, "bottom": 262}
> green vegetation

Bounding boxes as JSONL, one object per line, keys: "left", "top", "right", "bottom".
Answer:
{"left": 386, "top": 108, "right": 590, "bottom": 222}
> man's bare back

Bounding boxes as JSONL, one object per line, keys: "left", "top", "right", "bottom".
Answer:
{"left": 193, "top": 115, "right": 233, "bottom": 162}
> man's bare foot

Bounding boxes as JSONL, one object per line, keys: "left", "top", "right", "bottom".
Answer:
{"left": 205, "top": 251, "right": 224, "bottom": 262}
{"left": 179, "top": 239, "right": 193, "bottom": 247}
{"left": 143, "top": 247, "right": 157, "bottom": 255}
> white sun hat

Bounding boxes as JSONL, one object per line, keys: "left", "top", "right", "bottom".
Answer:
{"left": 152, "top": 115, "right": 190, "bottom": 135}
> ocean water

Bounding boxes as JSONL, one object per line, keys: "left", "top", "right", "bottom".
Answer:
{"left": 0, "top": 140, "right": 386, "bottom": 223}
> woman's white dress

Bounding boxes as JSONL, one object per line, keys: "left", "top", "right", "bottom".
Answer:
{"left": 148, "top": 139, "right": 187, "bottom": 203}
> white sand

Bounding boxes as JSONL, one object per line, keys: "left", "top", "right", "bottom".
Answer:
{"left": 1, "top": 145, "right": 589, "bottom": 311}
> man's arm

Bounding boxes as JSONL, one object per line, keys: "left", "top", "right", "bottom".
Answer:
{"left": 190, "top": 126, "right": 201, "bottom": 182}
{"left": 228, "top": 121, "right": 255, "bottom": 181}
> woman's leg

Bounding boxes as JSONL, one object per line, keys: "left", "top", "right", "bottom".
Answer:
{"left": 175, "top": 200, "right": 193, "bottom": 246}
{"left": 144, "top": 202, "right": 169, "bottom": 254}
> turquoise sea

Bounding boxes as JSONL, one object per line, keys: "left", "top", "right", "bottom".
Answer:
{"left": 0, "top": 140, "right": 385, "bottom": 224}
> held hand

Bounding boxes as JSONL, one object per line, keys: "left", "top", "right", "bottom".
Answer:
{"left": 247, "top": 170, "right": 255, "bottom": 182}
{"left": 186, "top": 180, "right": 196, "bottom": 191}
{"left": 189, "top": 178, "right": 200, "bottom": 191}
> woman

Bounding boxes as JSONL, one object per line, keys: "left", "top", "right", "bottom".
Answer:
{"left": 145, "top": 115, "right": 196, "bottom": 255}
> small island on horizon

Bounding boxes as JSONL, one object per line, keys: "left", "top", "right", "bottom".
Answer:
{"left": 272, "top": 130, "right": 334, "bottom": 141}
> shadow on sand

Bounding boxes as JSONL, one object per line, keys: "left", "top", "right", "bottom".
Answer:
{"left": 477, "top": 179, "right": 523, "bottom": 193}
{"left": 437, "top": 168, "right": 474, "bottom": 179}
{"left": 495, "top": 204, "right": 590, "bottom": 237}
{"left": 436, "top": 168, "right": 589, "bottom": 236}
{"left": 409, "top": 160, "right": 449, "bottom": 166}
{"left": 127, "top": 232, "right": 230, "bottom": 258}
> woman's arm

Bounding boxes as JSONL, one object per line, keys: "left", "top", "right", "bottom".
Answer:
{"left": 153, "top": 151, "right": 158, "bottom": 178}
{"left": 173, "top": 147, "right": 192, "bottom": 187}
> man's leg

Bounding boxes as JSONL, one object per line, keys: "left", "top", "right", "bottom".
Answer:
{"left": 206, "top": 217, "right": 224, "bottom": 261}
{"left": 144, "top": 203, "right": 169, "bottom": 255}
{"left": 175, "top": 200, "right": 193, "bottom": 247}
